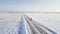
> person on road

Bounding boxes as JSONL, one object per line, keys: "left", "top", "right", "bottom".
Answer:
{"left": 30, "top": 17, "right": 32, "bottom": 21}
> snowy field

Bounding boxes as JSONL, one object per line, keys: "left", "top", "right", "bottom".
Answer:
{"left": 0, "top": 13, "right": 21, "bottom": 34}
{"left": 0, "top": 13, "right": 60, "bottom": 34}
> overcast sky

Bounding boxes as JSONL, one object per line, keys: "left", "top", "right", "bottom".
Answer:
{"left": 0, "top": 0, "right": 60, "bottom": 12}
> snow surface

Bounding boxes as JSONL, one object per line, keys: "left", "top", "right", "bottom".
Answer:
{"left": 0, "top": 13, "right": 60, "bottom": 34}
{"left": 26, "top": 13, "right": 60, "bottom": 34}
{"left": 0, "top": 13, "right": 21, "bottom": 34}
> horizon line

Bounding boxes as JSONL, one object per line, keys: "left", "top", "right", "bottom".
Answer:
{"left": 0, "top": 11, "right": 60, "bottom": 13}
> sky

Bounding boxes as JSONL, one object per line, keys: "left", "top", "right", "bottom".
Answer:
{"left": 0, "top": 0, "right": 60, "bottom": 12}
